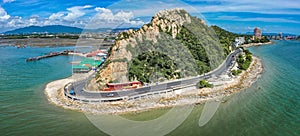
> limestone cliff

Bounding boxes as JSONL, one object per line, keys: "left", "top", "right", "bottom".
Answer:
{"left": 93, "top": 8, "right": 225, "bottom": 89}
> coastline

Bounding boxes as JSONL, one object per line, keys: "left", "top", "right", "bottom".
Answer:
{"left": 0, "top": 38, "right": 109, "bottom": 47}
{"left": 241, "top": 41, "right": 274, "bottom": 48}
{"left": 45, "top": 56, "right": 264, "bottom": 115}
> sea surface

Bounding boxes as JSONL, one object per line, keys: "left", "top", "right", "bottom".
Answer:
{"left": 0, "top": 41, "right": 299, "bottom": 136}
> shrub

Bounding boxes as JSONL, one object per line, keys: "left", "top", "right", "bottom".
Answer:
{"left": 232, "top": 69, "right": 242, "bottom": 76}
{"left": 196, "top": 80, "right": 213, "bottom": 89}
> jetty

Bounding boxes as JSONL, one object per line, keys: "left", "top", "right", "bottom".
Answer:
{"left": 26, "top": 50, "right": 75, "bottom": 62}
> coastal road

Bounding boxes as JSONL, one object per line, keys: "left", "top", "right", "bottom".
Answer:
{"left": 67, "top": 49, "right": 242, "bottom": 101}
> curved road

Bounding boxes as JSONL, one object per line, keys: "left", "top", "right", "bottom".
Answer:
{"left": 66, "top": 49, "right": 242, "bottom": 101}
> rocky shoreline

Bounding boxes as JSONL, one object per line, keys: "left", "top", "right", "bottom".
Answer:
{"left": 45, "top": 56, "right": 264, "bottom": 115}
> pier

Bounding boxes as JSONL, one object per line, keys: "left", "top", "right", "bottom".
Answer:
{"left": 26, "top": 50, "right": 75, "bottom": 62}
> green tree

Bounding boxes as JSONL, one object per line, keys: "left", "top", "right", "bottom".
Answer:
{"left": 232, "top": 69, "right": 242, "bottom": 76}
{"left": 196, "top": 80, "right": 213, "bottom": 88}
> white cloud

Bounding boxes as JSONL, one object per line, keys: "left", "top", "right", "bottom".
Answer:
{"left": 47, "top": 5, "right": 93, "bottom": 22}
{"left": 95, "top": 7, "right": 111, "bottom": 13}
{"left": 108, "top": 0, "right": 197, "bottom": 17}
{"left": 49, "top": 12, "right": 65, "bottom": 20}
{"left": 29, "top": 15, "right": 39, "bottom": 26}
{"left": 183, "top": 0, "right": 300, "bottom": 14}
{"left": 2, "top": 0, "right": 298, "bottom": 33}
{"left": 84, "top": 7, "right": 145, "bottom": 29}
{"left": 214, "top": 15, "right": 300, "bottom": 24}
{"left": 7, "top": 16, "right": 22, "bottom": 28}
{"left": 0, "top": 5, "right": 96, "bottom": 32}
{"left": 240, "top": 18, "right": 300, "bottom": 24}
{"left": 115, "top": 11, "right": 134, "bottom": 23}
{"left": 0, "top": 6, "right": 10, "bottom": 22}
{"left": 64, "top": 5, "right": 92, "bottom": 21}
{"left": 94, "top": 7, "right": 114, "bottom": 21}
{"left": 3, "top": 0, "right": 14, "bottom": 3}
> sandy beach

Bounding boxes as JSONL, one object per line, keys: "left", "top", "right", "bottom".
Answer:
{"left": 242, "top": 41, "right": 274, "bottom": 48}
{"left": 45, "top": 56, "right": 264, "bottom": 115}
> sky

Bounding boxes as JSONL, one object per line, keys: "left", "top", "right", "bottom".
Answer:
{"left": 0, "top": 0, "right": 300, "bottom": 34}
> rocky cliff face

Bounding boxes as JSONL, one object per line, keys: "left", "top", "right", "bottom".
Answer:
{"left": 93, "top": 8, "right": 224, "bottom": 89}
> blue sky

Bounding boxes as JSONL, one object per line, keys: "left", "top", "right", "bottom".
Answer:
{"left": 0, "top": 0, "right": 300, "bottom": 34}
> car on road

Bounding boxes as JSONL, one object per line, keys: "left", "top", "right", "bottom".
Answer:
{"left": 106, "top": 93, "right": 114, "bottom": 97}
{"left": 70, "top": 90, "right": 76, "bottom": 95}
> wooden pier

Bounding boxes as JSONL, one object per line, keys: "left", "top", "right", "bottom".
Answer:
{"left": 26, "top": 50, "right": 75, "bottom": 62}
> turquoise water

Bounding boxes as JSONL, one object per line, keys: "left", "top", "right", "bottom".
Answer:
{"left": 0, "top": 41, "right": 299, "bottom": 136}
{"left": 167, "top": 40, "right": 300, "bottom": 136}
{"left": 0, "top": 46, "right": 106, "bottom": 136}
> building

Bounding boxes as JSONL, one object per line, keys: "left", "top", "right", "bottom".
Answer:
{"left": 72, "top": 58, "right": 104, "bottom": 73}
{"left": 278, "top": 32, "right": 283, "bottom": 40}
{"left": 254, "top": 27, "right": 262, "bottom": 39}
{"left": 72, "top": 65, "right": 90, "bottom": 73}
{"left": 233, "top": 37, "right": 245, "bottom": 48}
{"left": 104, "top": 81, "right": 142, "bottom": 91}
{"left": 86, "top": 50, "right": 107, "bottom": 57}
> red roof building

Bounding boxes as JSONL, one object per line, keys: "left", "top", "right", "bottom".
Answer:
{"left": 104, "top": 81, "right": 142, "bottom": 91}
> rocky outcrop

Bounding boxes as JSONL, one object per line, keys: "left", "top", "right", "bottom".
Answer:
{"left": 95, "top": 9, "right": 194, "bottom": 85}
{"left": 94, "top": 8, "right": 213, "bottom": 89}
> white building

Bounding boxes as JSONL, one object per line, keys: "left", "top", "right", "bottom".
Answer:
{"left": 233, "top": 37, "right": 245, "bottom": 48}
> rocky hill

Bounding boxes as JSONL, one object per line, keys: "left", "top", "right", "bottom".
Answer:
{"left": 92, "top": 9, "right": 227, "bottom": 90}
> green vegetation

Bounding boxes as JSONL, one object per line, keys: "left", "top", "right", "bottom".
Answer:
{"left": 196, "top": 79, "right": 213, "bottom": 89}
{"left": 108, "top": 10, "right": 257, "bottom": 84}
{"left": 128, "top": 51, "right": 180, "bottom": 83}
{"left": 252, "top": 36, "right": 270, "bottom": 43}
{"left": 103, "top": 36, "right": 116, "bottom": 42}
{"left": 176, "top": 26, "right": 210, "bottom": 74}
{"left": 231, "top": 69, "right": 242, "bottom": 76}
{"left": 2, "top": 35, "right": 28, "bottom": 39}
{"left": 183, "top": 17, "right": 225, "bottom": 69}
{"left": 125, "top": 28, "right": 203, "bottom": 80}
{"left": 111, "top": 58, "right": 128, "bottom": 63}
{"left": 211, "top": 25, "right": 237, "bottom": 55}
{"left": 101, "top": 59, "right": 111, "bottom": 69}
{"left": 119, "top": 32, "right": 130, "bottom": 40}
{"left": 230, "top": 49, "right": 253, "bottom": 76}
{"left": 212, "top": 26, "right": 270, "bottom": 46}
{"left": 124, "top": 10, "right": 228, "bottom": 83}
{"left": 237, "top": 49, "right": 252, "bottom": 70}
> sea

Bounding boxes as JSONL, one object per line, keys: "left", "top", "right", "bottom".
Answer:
{"left": 0, "top": 40, "right": 299, "bottom": 136}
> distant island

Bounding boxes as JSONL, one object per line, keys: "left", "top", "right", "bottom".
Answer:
{"left": 1, "top": 22, "right": 279, "bottom": 49}
{"left": 2, "top": 25, "right": 140, "bottom": 35}
{"left": 3, "top": 25, "right": 83, "bottom": 34}
{"left": 0, "top": 25, "right": 140, "bottom": 47}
